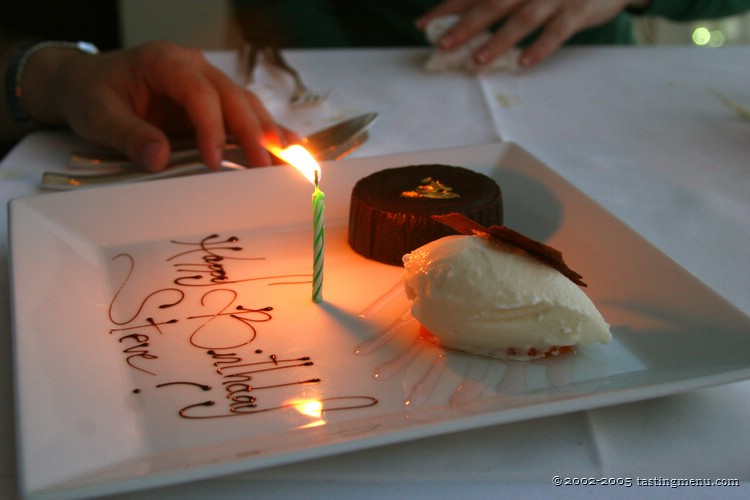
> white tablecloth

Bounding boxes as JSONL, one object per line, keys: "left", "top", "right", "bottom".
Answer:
{"left": 2, "top": 46, "right": 749, "bottom": 499}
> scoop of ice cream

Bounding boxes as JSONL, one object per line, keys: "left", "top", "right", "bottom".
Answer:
{"left": 403, "top": 235, "right": 611, "bottom": 360}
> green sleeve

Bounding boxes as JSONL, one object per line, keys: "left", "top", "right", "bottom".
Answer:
{"left": 232, "top": 0, "right": 434, "bottom": 47}
{"left": 231, "top": 0, "right": 749, "bottom": 48}
{"left": 233, "top": 0, "right": 349, "bottom": 47}
{"left": 643, "top": 0, "right": 750, "bottom": 20}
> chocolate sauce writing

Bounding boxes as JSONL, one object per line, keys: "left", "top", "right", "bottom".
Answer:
{"left": 106, "top": 233, "right": 378, "bottom": 419}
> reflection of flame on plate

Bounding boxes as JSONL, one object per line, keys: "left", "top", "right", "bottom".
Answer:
{"left": 288, "top": 398, "right": 326, "bottom": 429}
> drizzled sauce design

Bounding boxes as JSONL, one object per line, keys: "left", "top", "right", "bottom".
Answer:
{"left": 355, "top": 281, "right": 578, "bottom": 407}
{"left": 107, "top": 233, "right": 377, "bottom": 420}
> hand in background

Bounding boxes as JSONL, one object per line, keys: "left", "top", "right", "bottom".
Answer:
{"left": 21, "top": 40, "right": 283, "bottom": 171}
{"left": 417, "top": 0, "right": 651, "bottom": 68}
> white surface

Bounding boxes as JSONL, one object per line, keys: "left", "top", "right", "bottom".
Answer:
{"left": 2, "top": 47, "right": 750, "bottom": 498}
{"left": 11, "top": 142, "right": 750, "bottom": 498}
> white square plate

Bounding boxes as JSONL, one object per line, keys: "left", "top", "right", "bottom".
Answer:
{"left": 10, "top": 142, "right": 750, "bottom": 499}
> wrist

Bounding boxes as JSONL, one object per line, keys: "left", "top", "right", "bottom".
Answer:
{"left": 5, "top": 41, "right": 99, "bottom": 125}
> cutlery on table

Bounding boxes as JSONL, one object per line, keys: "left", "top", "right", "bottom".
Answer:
{"left": 44, "top": 113, "right": 377, "bottom": 190}
{"left": 241, "top": 43, "right": 329, "bottom": 106}
{"left": 263, "top": 46, "right": 330, "bottom": 106}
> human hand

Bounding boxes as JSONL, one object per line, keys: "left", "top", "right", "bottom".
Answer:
{"left": 21, "top": 40, "right": 283, "bottom": 171}
{"left": 417, "top": 0, "right": 651, "bottom": 68}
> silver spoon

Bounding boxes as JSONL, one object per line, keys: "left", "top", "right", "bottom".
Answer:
{"left": 43, "top": 114, "right": 376, "bottom": 190}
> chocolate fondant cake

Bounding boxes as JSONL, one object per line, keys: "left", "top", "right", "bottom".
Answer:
{"left": 348, "top": 164, "right": 503, "bottom": 265}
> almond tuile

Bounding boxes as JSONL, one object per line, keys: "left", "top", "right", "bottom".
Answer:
{"left": 431, "top": 212, "right": 587, "bottom": 287}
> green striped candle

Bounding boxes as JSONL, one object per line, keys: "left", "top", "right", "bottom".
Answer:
{"left": 312, "top": 170, "right": 325, "bottom": 302}
{"left": 268, "top": 144, "right": 325, "bottom": 303}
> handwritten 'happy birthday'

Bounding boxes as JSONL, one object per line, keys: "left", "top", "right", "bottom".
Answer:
{"left": 106, "top": 234, "right": 376, "bottom": 419}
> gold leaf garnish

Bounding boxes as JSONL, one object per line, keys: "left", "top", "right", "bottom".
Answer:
{"left": 401, "top": 177, "right": 460, "bottom": 199}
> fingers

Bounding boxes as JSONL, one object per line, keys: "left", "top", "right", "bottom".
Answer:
{"left": 62, "top": 41, "right": 279, "bottom": 171}
{"left": 416, "top": 0, "right": 478, "bottom": 30}
{"left": 417, "top": 0, "right": 628, "bottom": 68}
{"left": 214, "top": 82, "right": 277, "bottom": 167}
{"left": 140, "top": 45, "right": 229, "bottom": 170}
{"left": 93, "top": 94, "right": 173, "bottom": 171}
{"left": 57, "top": 68, "right": 176, "bottom": 172}
{"left": 472, "top": 1, "right": 559, "bottom": 66}
{"left": 518, "top": 9, "right": 580, "bottom": 67}
{"left": 435, "top": 1, "right": 525, "bottom": 52}
{"left": 154, "top": 45, "right": 279, "bottom": 169}
{"left": 275, "top": 125, "right": 301, "bottom": 145}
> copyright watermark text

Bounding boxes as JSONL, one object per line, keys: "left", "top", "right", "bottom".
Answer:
{"left": 552, "top": 476, "right": 740, "bottom": 488}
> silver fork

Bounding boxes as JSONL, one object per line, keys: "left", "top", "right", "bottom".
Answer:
{"left": 262, "top": 46, "right": 329, "bottom": 106}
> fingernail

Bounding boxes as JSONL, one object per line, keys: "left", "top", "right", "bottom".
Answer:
{"left": 474, "top": 51, "right": 489, "bottom": 65}
{"left": 251, "top": 145, "right": 272, "bottom": 166}
{"left": 439, "top": 34, "right": 454, "bottom": 49}
{"left": 259, "top": 149, "right": 272, "bottom": 166}
{"left": 141, "top": 141, "right": 163, "bottom": 171}
{"left": 210, "top": 145, "right": 224, "bottom": 169}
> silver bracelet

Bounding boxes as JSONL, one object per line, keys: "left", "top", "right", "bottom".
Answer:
{"left": 4, "top": 40, "right": 99, "bottom": 124}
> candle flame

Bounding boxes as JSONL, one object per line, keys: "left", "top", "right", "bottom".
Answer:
{"left": 269, "top": 144, "right": 321, "bottom": 186}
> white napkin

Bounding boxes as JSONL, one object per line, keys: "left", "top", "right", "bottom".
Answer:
{"left": 424, "top": 15, "right": 521, "bottom": 73}
{"left": 228, "top": 48, "right": 501, "bottom": 157}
